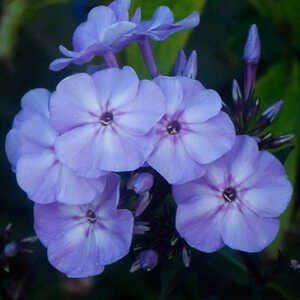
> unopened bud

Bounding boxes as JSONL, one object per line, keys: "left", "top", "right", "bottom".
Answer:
{"left": 130, "top": 250, "right": 158, "bottom": 273}
{"left": 183, "top": 50, "right": 198, "bottom": 79}
{"left": 182, "top": 247, "right": 191, "bottom": 268}
{"left": 232, "top": 79, "right": 242, "bottom": 103}
{"left": 139, "top": 250, "right": 158, "bottom": 271}
{"left": 253, "top": 100, "right": 283, "bottom": 134}
{"left": 128, "top": 172, "right": 154, "bottom": 194}
{"left": 290, "top": 259, "right": 300, "bottom": 270}
{"left": 133, "top": 221, "right": 150, "bottom": 235}
{"left": 135, "top": 191, "right": 151, "bottom": 217}
{"left": 261, "top": 100, "right": 283, "bottom": 122}
{"left": 243, "top": 24, "right": 261, "bottom": 64}
{"left": 174, "top": 49, "right": 187, "bottom": 76}
{"left": 4, "top": 242, "right": 18, "bottom": 257}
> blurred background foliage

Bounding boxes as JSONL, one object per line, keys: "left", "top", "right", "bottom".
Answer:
{"left": 0, "top": 0, "right": 299, "bottom": 299}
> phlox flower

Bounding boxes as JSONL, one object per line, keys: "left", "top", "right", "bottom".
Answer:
{"left": 50, "top": 0, "right": 138, "bottom": 71}
{"left": 34, "top": 173, "right": 133, "bottom": 278}
{"left": 147, "top": 76, "right": 236, "bottom": 184}
{"left": 51, "top": 66, "right": 165, "bottom": 176}
{"left": 173, "top": 135, "right": 293, "bottom": 253}
{"left": 5, "top": 89, "right": 107, "bottom": 204}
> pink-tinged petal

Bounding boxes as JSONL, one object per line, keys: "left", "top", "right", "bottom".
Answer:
{"left": 153, "top": 76, "right": 183, "bottom": 116}
{"left": 20, "top": 88, "right": 50, "bottom": 118}
{"left": 182, "top": 89, "right": 222, "bottom": 123}
{"left": 148, "top": 137, "right": 206, "bottom": 184}
{"left": 173, "top": 178, "right": 220, "bottom": 205}
{"left": 34, "top": 202, "right": 85, "bottom": 247}
{"left": 151, "top": 6, "right": 174, "bottom": 27}
{"left": 116, "top": 79, "right": 165, "bottom": 135}
{"left": 16, "top": 151, "right": 60, "bottom": 204}
{"left": 56, "top": 166, "right": 106, "bottom": 205}
{"left": 109, "top": 0, "right": 130, "bottom": 21}
{"left": 221, "top": 202, "right": 279, "bottom": 252}
{"left": 182, "top": 112, "right": 236, "bottom": 164}
{"left": 176, "top": 198, "right": 225, "bottom": 253}
{"left": 92, "top": 66, "right": 139, "bottom": 111}
{"left": 55, "top": 124, "right": 107, "bottom": 178}
{"left": 102, "top": 21, "right": 136, "bottom": 46}
{"left": 174, "top": 11, "right": 200, "bottom": 29}
{"left": 240, "top": 151, "right": 293, "bottom": 218}
{"left": 50, "top": 73, "right": 100, "bottom": 133}
{"left": 226, "top": 135, "right": 260, "bottom": 186}
{"left": 49, "top": 58, "right": 74, "bottom": 71}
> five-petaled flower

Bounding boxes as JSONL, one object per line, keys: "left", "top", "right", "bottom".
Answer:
{"left": 34, "top": 173, "right": 134, "bottom": 278}
{"left": 173, "top": 135, "right": 293, "bottom": 253}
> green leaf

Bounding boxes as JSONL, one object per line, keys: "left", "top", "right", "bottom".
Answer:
{"left": 0, "top": 0, "right": 70, "bottom": 61}
{"left": 249, "top": 0, "right": 300, "bottom": 47}
{"left": 254, "top": 58, "right": 300, "bottom": 254}
{"left": 124, "top": 0, "right": 206, "bottom": 78}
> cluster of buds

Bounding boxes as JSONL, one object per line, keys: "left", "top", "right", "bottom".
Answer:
{"left": 225, "top": 25, "right": 294, "bottom": 150}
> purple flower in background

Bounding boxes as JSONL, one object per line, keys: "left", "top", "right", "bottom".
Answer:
{"left": 5, "top": 89, "right": 107, "bottom": 204}
{"left": 173, "top": 135, "right": 293, "bottom": 253}
{"left": 34, "top": 173, "right": 134, "bottom": 278}
{"left": 133, "top": 6, "right": 199, "bottom": 42}
{"left": 51, "top": 67, "right": 165, "bottom": 176}
{"left": 50, "top": 0, "right": 138, "bottom": 71}
{"left": 147, "top": 76, "right": 236, "bottom": 184}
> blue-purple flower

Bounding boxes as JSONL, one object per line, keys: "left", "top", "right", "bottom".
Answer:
{"left": 147, "top": 76, "right": 236, "bottom": 184}
{"left": 50, "top": 0, "right": 138, "bottom": 71}
{"left": 34, "top": 173, "right": 134, "bottom": 278}
{"left": 173, "top": 135, "right": 293, "bottom": 253}
{"left": 51, "top": 67, "right": 165, "bottom": 176}
{"left": 133, "top": 6, "right": 199, "bottom": 42}
{"left": 5, "top": 89, "right": 108, "bottom": 204}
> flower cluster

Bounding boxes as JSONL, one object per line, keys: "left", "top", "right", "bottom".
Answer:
{"left": 6, "top": 0, "right": 293, "bottom": 278}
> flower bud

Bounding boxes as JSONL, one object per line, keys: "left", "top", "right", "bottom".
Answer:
{"left": 183, "top": 50, "right": 198, "bottom": 79}
{"left": 139, "top": 250, "right": 158, "bottom": 271}
{"left": 243, "top": 24, "right": 261, "bottom": 64}
{"left": 290, "top": 259, "right": 300, "bottom": 270}
{"left": 130, "top": 250, "right": 158, "bottom": 272}
{"left": 259, "top": 134, "right": 294, "bottom": 149}
{"left": 252, "top": 100, "right": 283, "bottom": 134}
{"left": 261, "top": 100, "right": 283, "bottom": 122}
{"left": 133, "top": 221, "right": 150, "bottom": 235}
{"left": 128, "top": 172, "right": 154, "bottom": 194}
{"left": 4, "top": 242, "right": 18, "bottom": 257}
{"left": 174, "top": 49, "right": 187, "bottom": 76}
{"left": 182, "top": 247, "right": 191, "bottom": 268}
{"left": 135, "top": 191, "right": 151, "bottom": 217}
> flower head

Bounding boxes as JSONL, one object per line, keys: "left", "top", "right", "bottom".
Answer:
{"left": 50, "top": 0, "right": 138, "bottom": 71}
{"left": 5, "top": 89, "right": 107, "bottom": 204}
{"left": 147, "top": 76, "right": 236, "bottom": 184}
{"left": 34, "top": 173, "right": 134, "bottom": 278}
{"left": 173, "top": 135, "right": 293, "bottom": 253}
{"left": 51, "top": 66, "right": 165, "bottom": 176}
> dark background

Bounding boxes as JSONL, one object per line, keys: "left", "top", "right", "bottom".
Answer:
{"left": 0, "top": 0, "right": 299, "bottom": 299}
